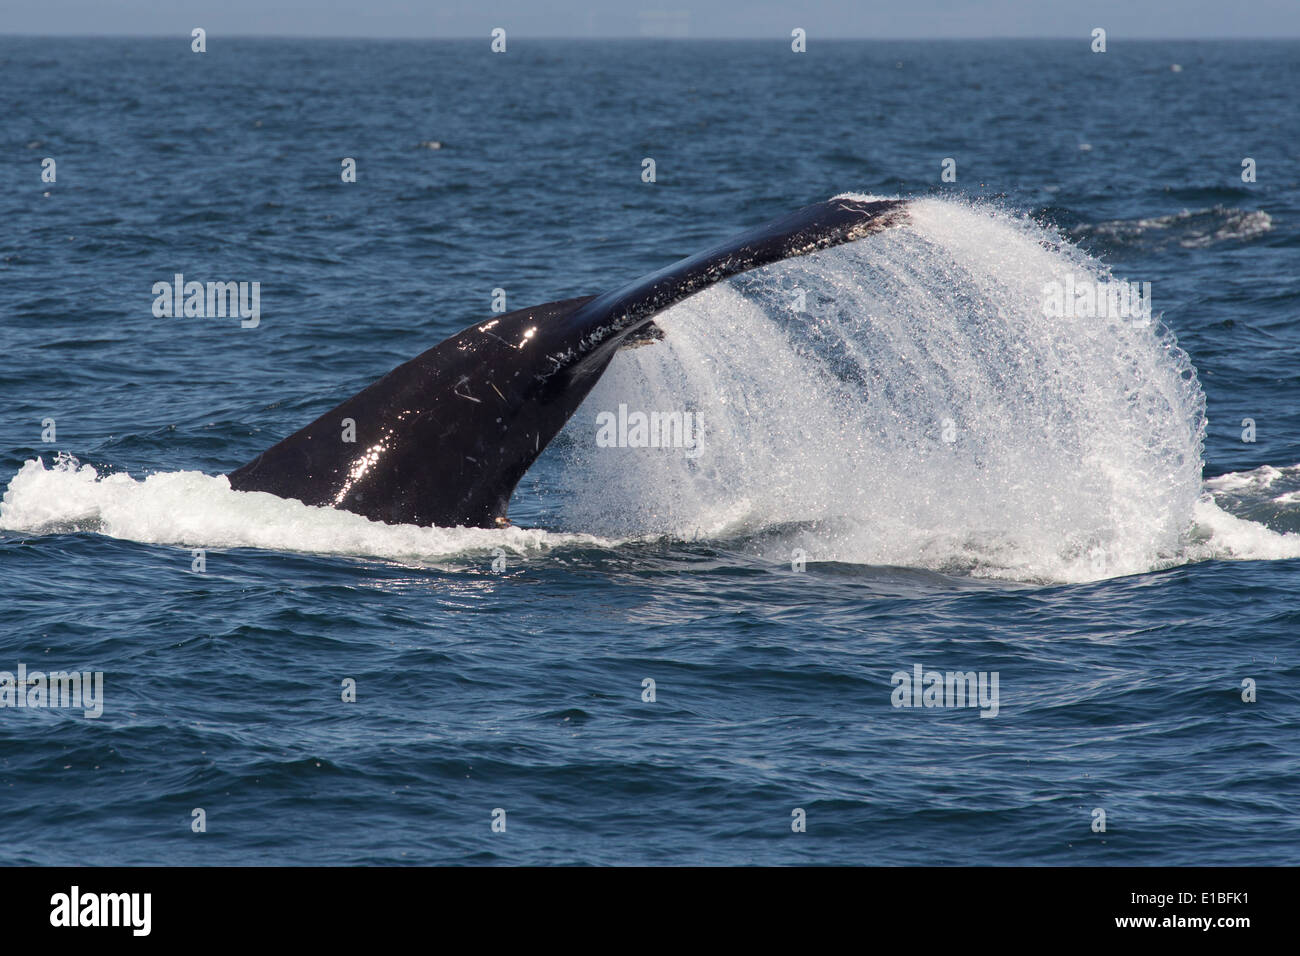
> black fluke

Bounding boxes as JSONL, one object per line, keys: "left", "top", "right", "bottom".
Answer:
{"left": 227, "top": 196, "right": 907, "bottom": 527}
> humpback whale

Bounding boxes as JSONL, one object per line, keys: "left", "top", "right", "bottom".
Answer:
{"left": 228, "top": 196, "right": 907, "bottom": 528}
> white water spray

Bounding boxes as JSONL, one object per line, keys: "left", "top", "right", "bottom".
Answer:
{"left": 546, "top": 196, "right": 1296, "bottom": 582}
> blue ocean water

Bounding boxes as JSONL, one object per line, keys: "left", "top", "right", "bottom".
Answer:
{"left": 1, "top": 37, "right": 1298, "bottom": 865}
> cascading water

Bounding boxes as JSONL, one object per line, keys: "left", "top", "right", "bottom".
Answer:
{"left": 546, "top": 196, "right": 1209, "bottom": 582}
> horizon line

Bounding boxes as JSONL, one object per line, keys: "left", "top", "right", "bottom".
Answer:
{"left": 1, "top": 32, "right": 1297, "bottom": 42}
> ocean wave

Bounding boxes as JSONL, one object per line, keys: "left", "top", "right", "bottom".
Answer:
{"left": 1072, "top": 205, "right": 1273, "bottom": 250}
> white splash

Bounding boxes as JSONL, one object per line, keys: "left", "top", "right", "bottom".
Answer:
{"left": 0, "top": 453, "right": 604, "bottom": 565}
{"left": 544, "top": 197, "right": 1295, "bottom": 582}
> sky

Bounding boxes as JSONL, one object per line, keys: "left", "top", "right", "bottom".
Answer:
{"left": 0, "top": 0, "right": 1297, "bottom": 39}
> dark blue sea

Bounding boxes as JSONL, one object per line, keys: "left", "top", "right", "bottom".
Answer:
{"left": 1, "top": 37, "right": 1298, "bottom": 865}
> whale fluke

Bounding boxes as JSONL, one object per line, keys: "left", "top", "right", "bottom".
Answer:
{"left": 227, "top": 196, "right": 907, "bottom": 527}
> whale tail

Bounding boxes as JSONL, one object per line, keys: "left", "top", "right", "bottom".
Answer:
{"left": 227, "top": 196, "right": 908, "bottom": 527}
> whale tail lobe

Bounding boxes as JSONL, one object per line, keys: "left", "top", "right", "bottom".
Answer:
{"left": 227, "top": 196, "right": 907, "bottom": 527}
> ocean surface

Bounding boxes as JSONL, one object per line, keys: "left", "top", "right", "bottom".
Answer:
{"left": 1, "top": 37, "right": 1298, "bottom": 865}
